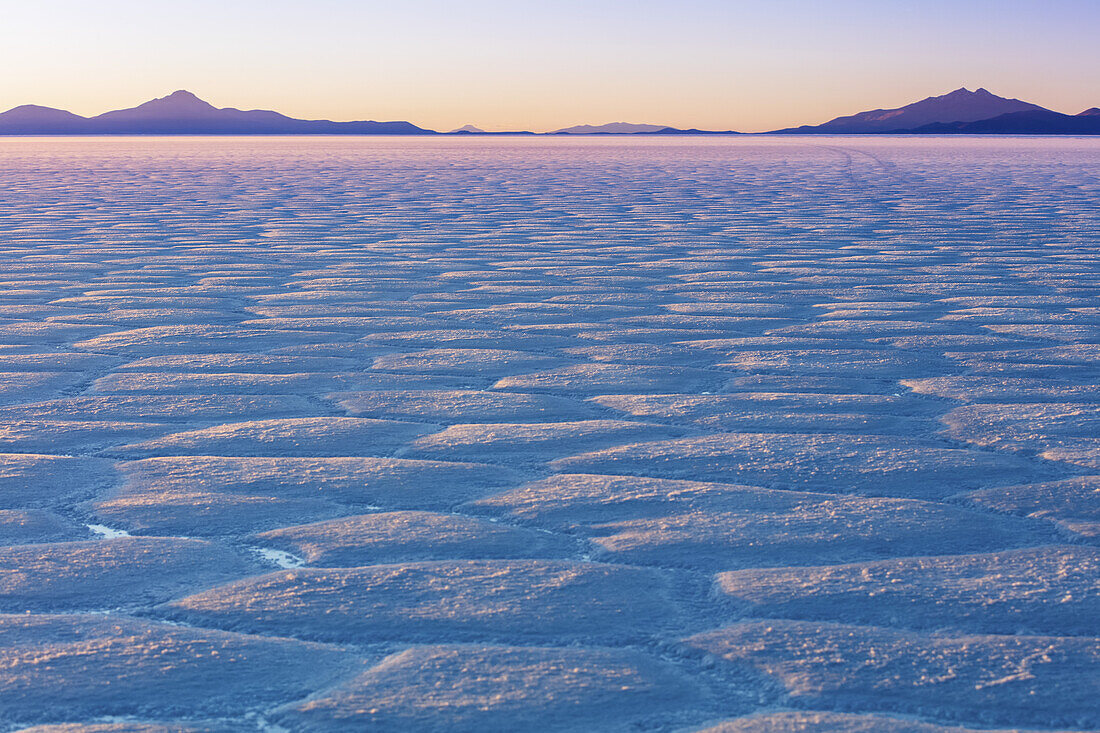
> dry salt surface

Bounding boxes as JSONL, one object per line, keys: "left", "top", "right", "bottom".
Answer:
{"left": 0, "top": 135, "right": 1097, "bottom": 731}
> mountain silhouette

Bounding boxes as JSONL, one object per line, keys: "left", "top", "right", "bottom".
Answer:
{"left": 907, "top": 108, "right": 1100, "bottom": 135}
{"left": 96, "top": 90, "right": 223, "bottom": 120}
{"left": 551, "top": 123, "right": 740, "bottom": 135}
{"left": 552, "top": 122, "right": 669, "bottom": 134}
{"left": 0, "top": 105, "right": 89, "bottom": 135}
{"left": 1, "top": 88, "right": 1095, "bottom": 136}
{"left": 0, "top": 91, "right": 433, "bottom": 135}
{"left": 639, "top": 127, "right": 740, "bottom": 135}
{"left": 770, "top": 87, "right": 1048, "bottom": 134}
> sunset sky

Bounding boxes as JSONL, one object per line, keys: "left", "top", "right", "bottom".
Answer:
{"left": 4, "top": 0, "right": 1097, "bottom": 132}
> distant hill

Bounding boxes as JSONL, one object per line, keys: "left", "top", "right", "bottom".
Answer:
{"left": 640, "top": 127, "right": 741, "bottom": 135}
{"left": 770, "top": 88, "right": 1049, "bottom": 134}
{"left": 552, "top": 123, "right": 741, "bottom": 135}
{"left": 908, "top": 108, "right": 1100, "bottom": 135}
{"left": 449, "top": 128, "right": 538, "bottom": 136}
{"left": 0, "top": 90, "right": 434, "bottom": 135}
{"left": 552, "top": 123, "right": 669, "bottom": 134}
{"left": 0, "top": 105, "right": 89, "bottom": 134}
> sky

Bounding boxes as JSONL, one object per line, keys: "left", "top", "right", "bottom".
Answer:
{"left": 3, "top": 0, "right": 1098, "bottom": 132}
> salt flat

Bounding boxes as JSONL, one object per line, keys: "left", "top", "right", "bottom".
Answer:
{"left": 0, "top": 135, "right": 1097, "bottom": 730}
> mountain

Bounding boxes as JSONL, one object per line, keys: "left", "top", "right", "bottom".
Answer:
{"left": 552, "top": 122, "right": 669, "bottom": 134}
{"left": 0, "top": 105, "right": 88, "bottom": 134}
{"left": 908, "top": 108, "right": 1100, "bottom": 135}
{"left": 553, "top": 123, "right": 740, "bottom": 135}
{"left": 0, "top": 90, "right": 433, "bottom": 135}
{"left": 770, "top": 87, "right": 1049, "bottom": 134}
{"left": 640, "top": 127, "right": 741, "bottom": 135}
{"left": 3, "top": 88, "right": 1093, "bottom": 137}
{"left": 448, "top": 126, "right": 537, "bottom": 136}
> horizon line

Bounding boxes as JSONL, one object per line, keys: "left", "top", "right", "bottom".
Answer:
{"left": 2, "top": 86, "right": 1098, "bottom": 137}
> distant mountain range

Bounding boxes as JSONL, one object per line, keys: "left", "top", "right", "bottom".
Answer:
{"left": 0, "top": 90, "right": 430, "bottom": 135}
{"left": 553, "top": 123, "right": 668, "bottom": 134}
{"left": 770, "top": 88, "right": 1040, "bottom": 134}
{"left": 770, "top": 88, "right": 1100, "bottom": 135}
{"left": 1, "top": 88, "right": 1097, "bottom": 136}
{"left": 552, "top": 122, "right": 740, "bottom": 135}
{"left": 910, "top": 108, "right": 1100, "bottom": 135}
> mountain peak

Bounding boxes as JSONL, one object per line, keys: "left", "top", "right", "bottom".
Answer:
{"left": 163, "top": 90, "right": 204, "bottom": 102}
{"left": 775, "top": 86, "right": 1050, "bottom": 134}
{"left": 7, "top": 104, "right": 68, "bottom": 113}
{"left": 140, "top": 90, "right": 218, "bottom": 111}
{"left": 941, "top": 87, "right": 994, "bottom": 99}
{"left": 90, "top": 90, "right": 221, "bottom": 123}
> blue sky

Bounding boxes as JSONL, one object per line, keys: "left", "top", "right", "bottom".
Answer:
{"left": 3, "top": 0, "right": 1097, "bottom": 131}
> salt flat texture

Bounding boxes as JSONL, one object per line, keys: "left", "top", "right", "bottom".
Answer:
{"left": 0, "top": 136, "right": 1097, "bottom": 730}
